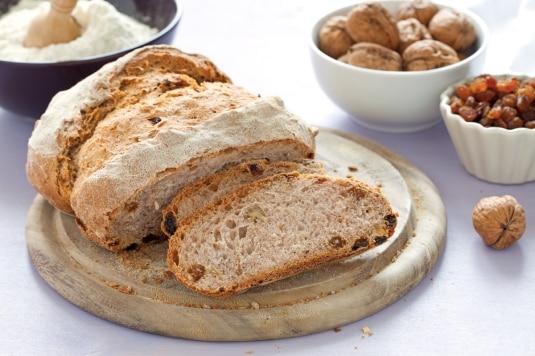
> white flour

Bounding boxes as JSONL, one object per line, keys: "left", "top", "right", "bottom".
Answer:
{"left": 0, "top": 0, "right": 158, "bottom": 62}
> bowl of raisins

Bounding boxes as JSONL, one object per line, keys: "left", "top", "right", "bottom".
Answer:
{"left": 440, "top": 74, "right": 535, "bottom": 184}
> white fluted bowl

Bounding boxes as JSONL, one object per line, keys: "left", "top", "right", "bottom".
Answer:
{"left": 440, "top": 75, "right": 535, "bottom": 184}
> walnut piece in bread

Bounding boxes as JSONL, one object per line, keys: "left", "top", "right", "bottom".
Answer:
{"left": 167, "top": 172, "right": 397, "bottom": 298}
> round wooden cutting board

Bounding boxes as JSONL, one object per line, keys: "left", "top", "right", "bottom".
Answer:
{"left": 25, "top": 129, "right": 446, "bottom": 341}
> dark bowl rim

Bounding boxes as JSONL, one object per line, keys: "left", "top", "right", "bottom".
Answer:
{"left": 0, "top": 0, "right": 184, "bottom": 67}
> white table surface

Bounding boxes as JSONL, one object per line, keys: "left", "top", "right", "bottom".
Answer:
{"left": 1, "top": 0, "right": 534, "bottom": 355}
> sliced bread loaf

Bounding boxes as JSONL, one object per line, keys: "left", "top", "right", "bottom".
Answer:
{"left": 167, "top": 172, "right": 397, "bottom": 298}
{"left": 26, "top": 45, "right": 317, "bottom": 251}
{"left": 161, "top": 159, "right": 326, "bottom": 238}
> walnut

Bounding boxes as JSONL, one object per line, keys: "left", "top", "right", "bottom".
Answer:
{"left": 402, "top": 39, "right": 459, "bottom": 71}
{"left": 396, "top": 0, "right": 439, "bottom": 26}
{"left": 428, "top": 8, "right": 476, "bottom": 51}
{"left": 397, "top": 18, "right": 432, "bottom": 54}
{"left": 345, "top": 2, "right": 399, "bottom": 50}
{"left": 318, "top": 16, "right": 355, "bottom": 59}
{"left": 472, "top": 195, "right": 526, "bottom": 250}
{"left": 343, "top": 42, "right": 402, "bottom": 71}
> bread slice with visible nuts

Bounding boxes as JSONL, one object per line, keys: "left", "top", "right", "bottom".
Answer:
{"left": 161, "top": 158, "right": 327, "bottom": 238}
{"left": 167, "top": 172, "right": 397, "bottom": 298}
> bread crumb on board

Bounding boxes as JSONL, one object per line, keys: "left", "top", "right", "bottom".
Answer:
{"left": 348, "top": 164, "right": 358, "bottom": 172}
{"left": 361, "top": 325, "right": 373, "bottom": 337}
{"left": 99, "top": 278, "right": 135, "bottom": 295}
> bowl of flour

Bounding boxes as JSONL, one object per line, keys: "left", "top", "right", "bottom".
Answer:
{"left": 0, "top": 0, "right": 183, "bottom": 118}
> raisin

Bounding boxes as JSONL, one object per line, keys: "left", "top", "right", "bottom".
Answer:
{"left": 459, "top": 106, "right": 478, "bottom": 122}
{"left": 164, "top": 213, "right": 177, "bottom": 235}
{"left": 385, "top": 214, "right": 397, "bottom": 227}
{"left": 374, "top": 236, "right": 388, "bottom": 245}
{"left": 352, "top": 239, "right": 369, "bottom": 251}
{"left": 497, "top": 77, "right": 518, "bottom": 93}
{"left": 142, "top": 234, "right": 165, "bottom": 244}
{"left": 469, "top": 77, "right": 488, "bottom": 93}
{"left": 486, "top": 105, "right": 502, "bottom": 120}
{"left": 501, "top": 94, "right": 516, "bottom": 107}
{"left": 516, "top": 94, "right": 531, "bottom": 112}
{"left": 456, "top": 85, "right": 472, "bottom": 100}
{"left": 475, "top": 89, "right": 496, "bottom": 103}
{"left": 248, "top": 163, "right": 264, "bottom": 176}
{"left": 501, "top": 106, "right": 517, "bottom": 122}
{"left": 149, "top": 117, "right": 162, "bottom": 125}
{"left": 508, "top": 117, "right": 524, "bottom": 129}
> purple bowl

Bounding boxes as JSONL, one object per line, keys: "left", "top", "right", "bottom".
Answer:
{"left": 0, "top": 0, "right": 183, "bottom": 118}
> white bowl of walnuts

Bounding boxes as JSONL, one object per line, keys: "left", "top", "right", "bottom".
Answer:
{"left": 309, "top": 0, "right": 489, "bottom": 133}
{"left": 440, "top": 73, "right": 535, "bottom": 184}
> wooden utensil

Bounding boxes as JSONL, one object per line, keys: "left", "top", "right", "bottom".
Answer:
{"left": 24, "top": 0, "right": 80, "bottom": 48}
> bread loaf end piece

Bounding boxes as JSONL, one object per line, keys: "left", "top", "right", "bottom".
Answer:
{"left": 167, "top": 173, "right": 397, "bottom": 298}
{"left": 161, "top": 159, "right": 326, "bottom": 238}
{"left": 26, "top": 45, "right": 231, "bottom": 215}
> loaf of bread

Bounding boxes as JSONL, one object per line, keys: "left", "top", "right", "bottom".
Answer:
{"left": 26, "top": 45, "right": 317, "bottom": 251}
{"left": 167, "top": 172, "right": 398, "bottom": 298}
{"left": 161, "top": 158, "right": 326, "bottom": 238}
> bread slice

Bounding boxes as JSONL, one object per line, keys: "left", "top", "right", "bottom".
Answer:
{"left": 167, "top": 172, "right": 397, "bottom": 298}
{"left": 161, "top": 159, "right": 326, "bottom": 238}
{"left": 26, "top": 45, "right": 317, "bottom": 251}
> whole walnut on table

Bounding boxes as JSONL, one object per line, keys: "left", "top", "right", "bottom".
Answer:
{"left": 472, "top": 195, "right": 526, "bottom": 250}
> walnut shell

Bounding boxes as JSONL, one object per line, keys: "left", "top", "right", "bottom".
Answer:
{"left": 345, "top": 2, "right": 399, "bottom": 50}
{"left": 472, "top": 195, "right": 526, "bottom": 250}
{"left": 428, "top": 8, "right": 476, "bottom": 51}
{"left": 318, "top": 15, "right": 355, "bottom": 59}
{"left": 396, "top": 0, "right": 439, "bottom": 26}
{"left": 397, "top": 18, "right": 432, "bottom": 54}
{"left": 402, "top": 39, "right": 459, "bottom": 71}
{"left": 343, "top": 42, "right": 402, "bottom": 71}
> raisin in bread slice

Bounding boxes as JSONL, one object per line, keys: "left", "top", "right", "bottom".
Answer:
{"left": 161, "top": 158, "right": 326, "bottom": 238}
{"left": 26, "top": 45, "right": 317, "bottom": 251}
{"left": 167, "top": 172, "right": 397, "bottom": 298}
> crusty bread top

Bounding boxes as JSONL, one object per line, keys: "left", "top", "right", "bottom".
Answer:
{"left": 26, "top": 45, "right": 232, "bottom": 214}
{"left": 162, "top": 159, "right": 326, "bottom": 238}
{"left": 167, "top": 172, "right": 397, "bottom": 298}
